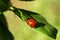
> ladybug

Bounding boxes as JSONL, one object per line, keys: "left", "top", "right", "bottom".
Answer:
{"left": 26, "top": 18, "right": 37, "bottom": 28}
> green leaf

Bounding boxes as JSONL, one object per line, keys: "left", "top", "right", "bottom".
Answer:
{"left": 3, "top": 10, "right": 55, "bottom": 40}
{"left": 0, "top": 0, "right": 11, "bottom": 12}
{"left": 9, "top": 7, "right": 57, "bottom": 39}
{"left": 18, "top": 9, "right": 57, "bottom": 39}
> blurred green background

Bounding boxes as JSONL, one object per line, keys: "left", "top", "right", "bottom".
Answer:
{"left": 0, "top": 0, "right": 60, "bottom": 40}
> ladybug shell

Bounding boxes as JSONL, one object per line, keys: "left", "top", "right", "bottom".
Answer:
{"left": 26, "top": 18, "right": 37, "bottom": 28}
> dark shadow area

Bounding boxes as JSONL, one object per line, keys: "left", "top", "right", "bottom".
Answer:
{"left": 0, "top": 14, "right": 14, "bottom": 40}
{"left": 0, "top": 0, "right": 11, "bottom": 12}
{"left": 20, "top": 0, "right": 34, "bottom": 1}
{"left": 36, "top": 22, "right": 45, "bottom": 28}
{"left": 50, "top": 26, "right": 58, "bottom": 39}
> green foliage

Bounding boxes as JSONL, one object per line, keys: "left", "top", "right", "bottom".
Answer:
{"left": 17, "top": 9, "right": 57, "bottom": 39}
{"left": 0, "top": 0, "right": 11, "bottom": 12}
{"left": 3, "top": 11, "right": 55, "bottom": 40}
{"left": 0, "top": 0, "right": 59, "bottom": 40}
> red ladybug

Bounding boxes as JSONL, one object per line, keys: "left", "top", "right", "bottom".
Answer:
{"left": 26, "top": 18, "right": 37, "bottom": 28}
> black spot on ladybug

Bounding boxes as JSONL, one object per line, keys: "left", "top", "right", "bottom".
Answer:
{"left": 35, "top": 22, "right": 45, "bottom": 28}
